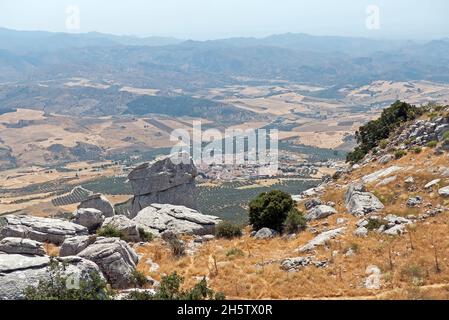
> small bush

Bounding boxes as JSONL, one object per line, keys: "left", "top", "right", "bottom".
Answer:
{"left": 283, "top": 209, "right": 307, "bottom": 233}
{"left": 366, "top": 219, "right": 387, "bottom": 231}
{"left": 215, "top": 221, "right": 242, "bottom": 239}
{"left": 131, "top": 270, "right": 148, "bottom": 288}
{"left": 427, "top": 140, "right": 438, "bottom": 148}
{"left": 127, "top": 272, "right": 225, "bottom": 300}
{"left": 412, "top": 146, "right": 422, "bottom": 154}
{"left": 97, "top": 225, "right": 125, "bottom": 239}
{"left": 443, "top": 131, "right": 449, "bottom": 141}
{"left": 379, "top": 139, "right": 389, "bottom": 149}
{"left": 226, "top": 248, "right": 244, "bottom": 257}
{"left": 395, "top": 150, "right": 407, "bottom": 159}
{"left": 401, "top": 265, "right": 425, "bottom": 285}
{"left": 24, "top": 258, "right": 113, "bottom": 300}
{"left": 138, "top": 227, "right": 154, "bottom": 242}
{"left": 167, "top": 238, "right": 185, "bottom": 257}
{"left": 248, "top": 190, "right": 295, "bottom": 232}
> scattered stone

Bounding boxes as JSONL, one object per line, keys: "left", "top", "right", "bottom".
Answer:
{"left": 253, "top": 228, "right": 278, "bottom": 239}
{"left": 438, "top": 186, "right": 449, "bottom": 197}
{"left": 0, "top": 215, "right": 88, "bottom": 245}
{"left": 73, "top": 208, "right": 105, "bottom": 232}
{"left": 59, "top": 235, "right": 97, "bottom": 257}
{"left": 304, "top": 198, "right": 322, "bottom": 210}
{"left": 298, "top": 227, "right": 346, "bottom": 253}
{"left": 376, "top": 176, "right": 397, "bottom": 186}
{"left": 133, "top": 204, "right": 220, "bottom": 236}
{"left": 384, "top": 224, "right": 406, "bottom": 236}
{"left": 365, "top": 265, "right": 382, "bottom": 290}
{"left": 406, "top": 196, "right": 423, "bottom": 207}
{"left": 305, "top": 205, "right": 337, "bottom": 221}
{"left": 0, "top": 237, "right": 46, "bottom": 256}
{"left": 354, "top": 227, "right": 368, "bottom": 237}
{"left": 77, "top": 237, "right": 140, "bottom": 289}
{"left": 425, "top": 179, "right": 441, "bottom": 189}
{"left": 378, "top": 154, "right": 394, "bottom": 165}
{"left": 404, "top": 177, "right": 415, "bottom": 184}
{"left": 281, "top": 256, "right": 327, "bottom": 272}
{"left": 78, "top": 194, "right": 115, "bottom": 218}
{"left": 336, "top": 218, "right": 348, "bottom": 225}
{"left": 345, "top": 184, "right": 384, "bottom": 216}
{"left": 145, "top": 258, "right": 160, "bottom": 273}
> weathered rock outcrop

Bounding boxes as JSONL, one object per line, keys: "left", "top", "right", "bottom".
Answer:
{"left": 0, "top": 237, "right": 46, "bottom": 256}
{"left": 362, "top": 166, "right": 403, "bottom": 184}
{"left": 102, "top": 215, "right": 141, "bottom": 242}
{"left": 345, "top": 184, "right": 384, "bottom": 216}
{"left": 133, "top": 204, "right": 220, "bottom": 236}
{"left": 305, "top": 205, "right": 337, "bottom": 221}
{"left": 0, "top": 254, "right": 102, "bottom": 300}
{"left": 59, "top": 235, "right": 97, "bottom": 257}
{"left": 0, "top": 215, "right": 88, "bottom": 245}
{"left": 77, "top": 237, "right": 139, "bottom": 289}
{"left": 73, "top": 208, "right": 105, "bottom": 232}
{"left": 297, "top": 227, "right": 346, "bottom": 253}
{"left": 78, "top": 194, "right": 115, "bottom": 218}
{"left": 128, "top": 153, "right": 198, "bottom": 216}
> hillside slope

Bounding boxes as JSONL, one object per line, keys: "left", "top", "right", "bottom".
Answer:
{"left": 132, "top": 103, "right": 449, "bottom": 299}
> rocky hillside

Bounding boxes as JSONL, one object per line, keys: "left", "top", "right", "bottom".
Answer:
{"left": 2, "top": 103, "right": 449, "bottom": 300}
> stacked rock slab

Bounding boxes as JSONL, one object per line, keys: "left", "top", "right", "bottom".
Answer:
{"left": 345, "top": 184, "right": 384, "bottom": 217}
{"left": 78, "top": 194, "right": 115, "bottom": 218}
{"left": 128, "top": 153, "right": 198, "bottom": 217}
{"left": 0, "top": 215, "right": 88, "bottom": 245}
{"left": 133, "top": 204, "right": 221, "bottom": 236}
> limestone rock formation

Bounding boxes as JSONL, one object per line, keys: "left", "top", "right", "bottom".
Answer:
{"left": 73, "top": 208, "right": 105, "bottom": 232}
{"left": 0, "top": 254, "right": 102, "bottom": 300}
{"left": 297, "top": 227, "right": 346, "bottom": 253}
{"left": 0, "top": 237, "right": 46, "bottom": 256}
{"left": 133, "top": 204, "right": 220, "bottom": 236}
{"left": 78, "top": 194, "right": 115, "bottom": 218}
{"left": 345, "top": 184, "right": 384, "bottom": 216}
{"left": 253, "top": 228, "right": 278, "bottom": 239}
{"left": 0, "top": 215, "right": 88, "bottom": 245}
{"left": 102, "top": 215, "right": 141, "bottom": 242}
{"left": 128, "top": 153, "right": 198, "bottom": 216}
{"left": 59, "top": 235, "right": 97, "bottom": 257}
{"left": 305, "top": 205, "right": 337, "bottom": 221}
{"left": 77, "top": 237, "right": 139, "bottom": 289}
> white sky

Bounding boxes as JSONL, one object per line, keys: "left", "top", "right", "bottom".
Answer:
{"left": 0, "top": 0, "right": 448, "bottom": 39}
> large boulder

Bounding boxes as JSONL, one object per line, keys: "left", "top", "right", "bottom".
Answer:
{"left": 305, "top": 205, "right": 337, "bottom": 221}
{"left": 345, "top": 184, "right": 384, "bottom": 217}
{"left": 102, "top": 215, "right": 141, "bottom": 242}
{"left": 72, "top": 208, "right": 105, "bottom": 232}
{"left": 77, "top": 237, "right": 139, "bottom": 289}
{"left": 438, "top": 186, "right": 449, "bottom": 197}
{"left": 0, "top": 215, "right": 88, "bottom": 245}
{"left": 0, "top": 254, "right": 102, "bottom": 300}
{"left": 133, "top": 204, "right": 220, "bottom": 236}
{"left": 253, "top": 228, "right": 278, "bottom": 239}
{"left": 0, "top": 237, "right": 46, "bottom": 256}
{"left": 362, "top": 166, "right": 403, "bottom": 184}
{"left": 78, "top": 194, "right": 115, "bottom": 218}
{"left": 59, "top": 235, "right": 97, "bottom": 257}
{"left": 128, "top": 153, "right": 198, "bottom": 216}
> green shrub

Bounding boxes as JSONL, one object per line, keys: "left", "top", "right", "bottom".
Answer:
{"left": 167, "top": 238, "right": 185, "bottom": 257}
{"left": 379, "top": 139, "right": 389, "bottom": 149}
{"left": 126, "top": 272, "right": 225, "bottom": 300}
{"left": 131, "top": 270, "right": 148, "bottom": 288}
{"left": 226, "top": 248, "right": 244, "bottom": 257}
{"left": 97, "top": 225, "right": 125, "bottom": 239}
{"left": 248, "top": 190, "right": 295, "bottom": 232}
{"left": 366, "top": 219, "right": 387, "bottom": 231}
{"left": 24, "top": 258, "right": 113, "bottom": 300}
{"left": 138, "top": 227, "right": 154, "bottom": 242}
{"left": 283, "top": 209, "right": 307, "bottom": 233}
{"left": 427, "top": 140, "right": 438, "bottom": 148}
{"left": 346, "top": 101, "right": 422, "bottom": 163}
{"left": 215, "top": 221, "right": 242, "bottom": 239}
{"left": 412, "top": 146, "right": 422, "bottom": 154}
{"left": 443, "top": 131, "right": 449, "bottom": 140}
{"left": 394, "top": 150, "right": 407, "bottom": 159}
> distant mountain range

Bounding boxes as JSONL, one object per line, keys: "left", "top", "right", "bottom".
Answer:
{"left": 1, "top": 28, "right": 449, "bottom": 89}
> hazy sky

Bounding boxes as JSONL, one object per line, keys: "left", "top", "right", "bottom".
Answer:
{"left": 0, "top": 0, "right": 448, "bottom": 39}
